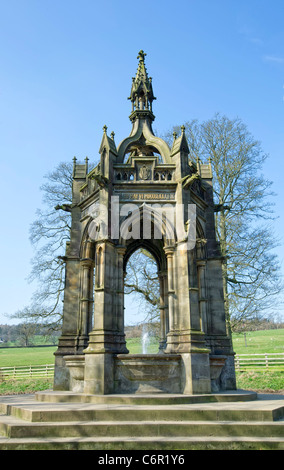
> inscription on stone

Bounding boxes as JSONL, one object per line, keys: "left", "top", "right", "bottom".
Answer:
{"left": 114, "top": 192, "right": 175, "bottom": 201}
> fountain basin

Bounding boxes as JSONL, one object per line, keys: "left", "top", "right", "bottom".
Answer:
{"left": 114, "top": 354, "right": 181, "bottom": 393}
{"left": 63, "top": 355, "right": 85, "bottom": 393}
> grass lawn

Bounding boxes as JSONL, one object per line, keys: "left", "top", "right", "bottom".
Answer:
{"left": 232, "top": 329, "right": 284, "bottom": 354}
{"left": 0, "top": 346, "right": 57, "bottom": 367}
{"left": 236, "top": 371, "right": 284, "bottom": 393}
{"left": 0, "top": 378, "right": 53, "bottom": 395}
{"left": 126, "top": 337, "right": 159, "bottom": 354}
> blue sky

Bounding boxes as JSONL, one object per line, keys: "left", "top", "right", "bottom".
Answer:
{"left": 0, "top": 0, "right": 283, "bottom": 324}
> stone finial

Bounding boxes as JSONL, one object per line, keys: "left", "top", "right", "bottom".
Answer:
{"left": 110, "top": 131, "right": 115, "bottom": 140}
{"left": 103, "top": 125, "right": 108, "bottom": 134}
{"left": 72, "top": 156, "right": 77, "bottom": 177}
{"left": 128, "top": 50, "right": 156, "bottom": 120}
{"left": 137, "top": 50, "right": 147, "bottom": 62}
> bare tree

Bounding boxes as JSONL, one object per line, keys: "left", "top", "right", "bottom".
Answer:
{"left": 163, "top": 114, "right": 283, "bottom": 332}
{"left": 28, "top": 162, "right": 74, "bottom": 327}
{"left": 124, "top": 249, "right": 160, "bottom": 323}
{"left": 8, "top": 307, "right": 38, "bottom": 346}
{"left": 9, "top": 163, "right": 74, "bottom": 328}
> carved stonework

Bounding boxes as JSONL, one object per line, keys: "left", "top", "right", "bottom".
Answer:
{"left": 138, "top": 164, "right": 151, "bottom": 180}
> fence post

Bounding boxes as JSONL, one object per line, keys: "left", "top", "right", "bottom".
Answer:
{"left": 265, "top": 354, "right": 269, "bottom": 369}
{"left": 236, "top": 354, "right": 240, "bottom": 371}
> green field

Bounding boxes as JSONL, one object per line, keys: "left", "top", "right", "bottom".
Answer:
{"left": 128, "top": 329, "right": 284, "bottom": 355}
{"left": 0, "top": 346, "right": 57, "bottom": 368}
{"left": 126, "top": 337, "right": 159, "bottom": 354}
{"left": 0, "top": 329, "right": 283, "bottom": 366}
{"left": 232, "top": 329, "right": 284, "bottom": 354}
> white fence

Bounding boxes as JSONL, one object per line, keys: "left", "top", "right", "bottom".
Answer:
{"left": 234, "top": 353, "right": 284, "bottom": 371}
{"left": 0, "top": 364, "right": 54, "bottom": 380}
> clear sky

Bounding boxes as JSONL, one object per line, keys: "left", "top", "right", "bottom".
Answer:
{"left": 0, "top": 0, "right": 283, "bottom": 324}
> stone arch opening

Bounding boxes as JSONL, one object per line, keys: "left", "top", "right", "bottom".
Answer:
{"left": 122, "top": 237, "right": 168, "bottom": 354}
{"left": 124, "top": 247, "right": 160, "bottom": 354}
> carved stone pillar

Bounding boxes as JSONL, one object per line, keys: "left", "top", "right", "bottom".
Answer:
{"left": 116, "top": 246, "right": 127, "bottom": 337}
{"left": 158, "top": 270, "right": 167, "bottom": 352}
{"left": 197, "top": 260, "right": 207, "bottom": 333}
{"left": 77, "top": 258, "right": 94, "bottom": 351}
{"left": 164, "top": 246, "right": 176, "bottom": 353}
{"left": 187, "top": 248, "right": 201, "bottom": 331}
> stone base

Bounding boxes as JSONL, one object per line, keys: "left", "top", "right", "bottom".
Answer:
{"left": 181, "top": 352, "right": 211, "bottom": 394}
{"left": 63, "top": 355, "right": 85, "bottom": 393}
{"left": 114, "top": 354, "right": 181, "bottom": 393}
{"left": 53, "top": 355, "right": 70, "bottom": 391}
{"left": 84, "top": 352, "right": 114, "bottom": 395}
{"left": 61, "top": 351, "right": 235, "bottom": 395}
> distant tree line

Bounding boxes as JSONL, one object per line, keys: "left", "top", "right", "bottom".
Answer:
{"left": 232, "top": 317, "right": 284, "bottom": 334}
{"left": 0, "top": 323, "right": 61, "bottom": 347}
{"left": 125, "top": 322, "right": 160, "bottom": 339}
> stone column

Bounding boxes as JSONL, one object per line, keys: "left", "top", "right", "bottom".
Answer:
{"left": 116, "top": 246, "right": 129, "bottom": 353}
{"left": 182, "top": 250, "right": 211, "bottom": 395}
{"left": 88, "top": 264, "right": 94, "bottom": 333}
{"left": 187, "top": 248, "right": 201, "bottom": 331}
{"left": 83, "top": 241, "right": 127, "bottom": 394}
{"left": 164, "top": 246, "right": 177, "bottom": 353}
{"left": 197, "top": 260, "right": 207, "bottom": 333}
{"left": 77, "top": 258, "right": 94, "bottom": 350}
{"left": 163, "top": 242, "right": 211, "bottom": 394}
{"left": 84, "top": 243, "right": 110, "bottom": 395}
{"left": 165, "top": 247, "right": 174, "bottom": 321}
{"left": 116, "top": 246, "right": 126, "bottom": 335}
{"left": 53, "top": 256, "right": 81, "bottom": 391}
{"left": 85, "top": 242, "right": 110, "bottom": 351}
{"left": 158, "top": 270, "right": 167, "bottom": 352}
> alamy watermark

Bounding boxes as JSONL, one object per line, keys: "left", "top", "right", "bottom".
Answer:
{"left": 87, "top": 196, "right": 196, "bottom": 250}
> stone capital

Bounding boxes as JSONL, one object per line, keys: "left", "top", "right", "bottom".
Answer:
{"left": 164, "top": 246, "right": 175, "bottom": 257}
{"left": 116, "top": 245, "right": 127, "bottom": 256}
{"left": 196, "top": 259, "right": 206, "bottom": 267}
{"left": 80, "top": 258, "right": 94, "bottom": 267}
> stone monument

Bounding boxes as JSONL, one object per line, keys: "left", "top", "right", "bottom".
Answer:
{"left": 53, "top": 50, "right": 236, "bottom": 395}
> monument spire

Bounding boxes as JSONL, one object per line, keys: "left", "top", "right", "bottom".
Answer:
{"left": 128, "top": 50, "right": 156, "bottom": 122}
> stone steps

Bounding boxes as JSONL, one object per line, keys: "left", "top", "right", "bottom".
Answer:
{"left": 35, "top": 389, "right": 259, "bottom": 405}
{"left": 4, "top": 404, "right": 284, "bottom": 423}
{"left": 0, "top": 435, "right": 284, "bottom": 451}
{"left": 1, "top": 415, "right": 284, "bottom": 439}
{"left": 0, "top": 391, "right": 284, "bottom": 450}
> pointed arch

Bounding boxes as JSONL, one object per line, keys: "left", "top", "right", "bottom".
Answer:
{"left": 119, "top": 203, "right": 177, "bottom": 251}
{"left": 117, "top": 120, "right": 171, "bottom": 164}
